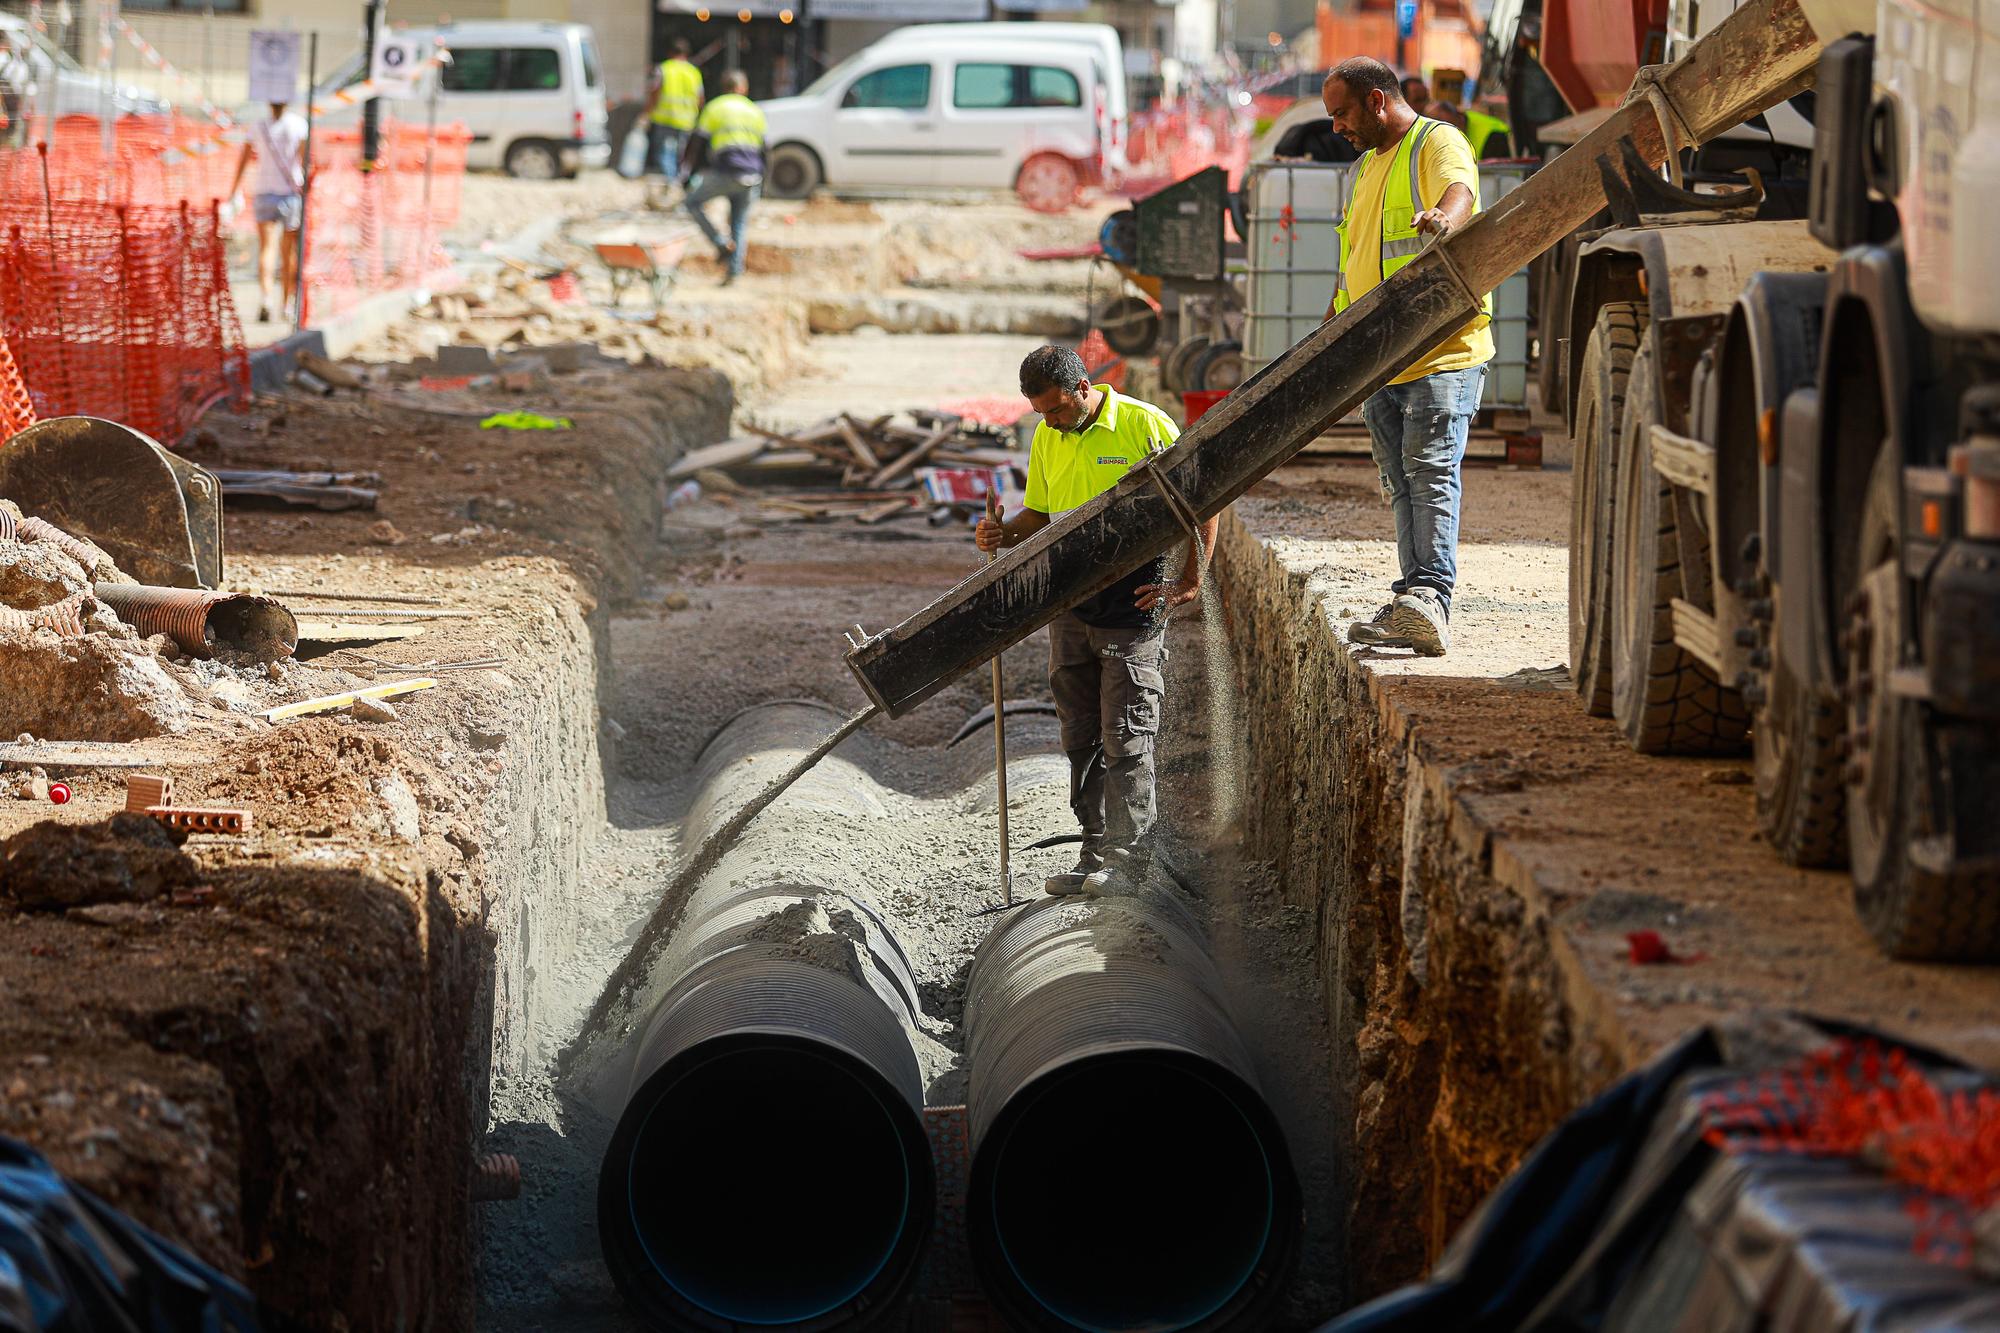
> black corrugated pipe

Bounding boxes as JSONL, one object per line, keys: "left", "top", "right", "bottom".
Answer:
{"left": 964, "top": 889, "right": 1302, "bottom": 1332}
{"left": 598, "top": 702, "right": 934, "bottom": 1331}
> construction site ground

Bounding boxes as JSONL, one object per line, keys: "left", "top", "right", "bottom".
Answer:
{"left": 4, "top": 177, "right": 1998, "bottom": 1329}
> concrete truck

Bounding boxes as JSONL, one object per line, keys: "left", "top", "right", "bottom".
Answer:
{"left": 1552, "top": 0, "right": 2000, "bottom": 958}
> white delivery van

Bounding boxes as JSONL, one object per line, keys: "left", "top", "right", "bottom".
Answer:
{"left": 872, "top": 22, "right": 1127, "bottom": 170}
{"left": 312, "top": 21, "right": 609, "bottom": 178}
{"left": 760, "top": 37, "right": 1102, "bottom": 201}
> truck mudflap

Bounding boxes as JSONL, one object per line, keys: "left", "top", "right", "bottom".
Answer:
{"left": 847, "top": 0, "right": 1826, "bottom": 717}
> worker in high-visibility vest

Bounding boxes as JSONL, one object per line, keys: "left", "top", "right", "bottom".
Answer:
{"left": 1465, "top": 104, "right": 1514, "bottom": 159}
{"left": 644, "top": 38, "right": 704, "bottom": 179}
{"left": 680, "top": 70, "right": 765, "bottom": 285}
{"left": 1320, "top": 56, "right": 1492, "bottom": 658}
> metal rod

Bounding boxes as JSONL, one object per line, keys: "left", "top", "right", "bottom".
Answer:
{"left": 985, "top": 491, "right": 1011, "bottom": 906}
{"left": 296, "top": 32, "right": 317, "bottom": 331}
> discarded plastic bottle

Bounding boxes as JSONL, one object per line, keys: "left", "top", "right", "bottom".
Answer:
{"left": 666, "top": 480, "right": 701, "bottom": 511}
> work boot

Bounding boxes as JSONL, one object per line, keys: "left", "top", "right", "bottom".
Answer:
{"left": 1346, "top": 600, "right": 1411, "bottom": 648}
{"left": 1079, "top": 847, "right": 1143, "bottom": 899}
{"left": 1043, "top": 843, "right": 1104, "bottom": 897}
{"left": 1388, "top": 588, "right": 1451, "bottom": 657}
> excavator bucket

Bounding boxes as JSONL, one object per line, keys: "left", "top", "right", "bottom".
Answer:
{"left": 0, "top": 416, "right": 222, "bottom": 588}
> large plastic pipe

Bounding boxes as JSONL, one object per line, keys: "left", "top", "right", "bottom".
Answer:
{"left": 597, "top": 704, "right": 934, "bottom": 1331}
{"left": 964, "top": 889, "right": 1302, "bottom": 1331}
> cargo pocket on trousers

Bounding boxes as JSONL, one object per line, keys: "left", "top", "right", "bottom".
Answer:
{"left": 1110, "top": 662, "right": 1165, "bottom": 756}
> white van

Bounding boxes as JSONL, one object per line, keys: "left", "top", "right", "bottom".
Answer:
{"left": 760, "top": 37, "right": 1103, "bottom": 201}
{"left": 873, "top": 22, "right": 1127, "bottom": 169}
{"left": 312, "top": 21, "right": 609, "bottom": 179}
{"left": 0, "top": 14, "right": 170, "bottom": 119}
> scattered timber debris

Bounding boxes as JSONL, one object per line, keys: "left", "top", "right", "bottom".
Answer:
{"left": 665, "top": 409, "right": 1029, "bottom": 528}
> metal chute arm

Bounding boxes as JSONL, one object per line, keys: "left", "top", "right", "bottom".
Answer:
{"left": 845, "top": 0, "right": 1823, "bottom": 720}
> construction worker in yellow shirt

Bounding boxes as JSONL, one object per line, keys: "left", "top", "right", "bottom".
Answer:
{"left": 680, "top": 70, "right": 765, "bottom": 285}
{"left": 645, "top": 38, "right": 704, "bottom": 180}
{"left": 1322, "top": 56, "right": 1494, "bottom": 658}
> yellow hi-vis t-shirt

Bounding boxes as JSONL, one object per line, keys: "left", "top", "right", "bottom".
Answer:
{"left": 1342, "top": 121, "right": 1495, "bottom": 383}
{"left": 1024, "top": 384, "right": 1180, "bottom": 516}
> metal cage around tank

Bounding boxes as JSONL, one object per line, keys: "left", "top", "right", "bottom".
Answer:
{"left": 1241, "top": 158, "right": 1537, "bottom": 411}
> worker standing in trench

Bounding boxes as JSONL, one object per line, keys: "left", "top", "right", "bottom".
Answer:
{"left": 974, "top": 346, "right": 1221, "bottom": 897}
{"left": 1323, "top": 56, "right": 1493, "bottom": 657}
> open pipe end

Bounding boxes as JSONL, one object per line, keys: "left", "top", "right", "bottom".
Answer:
{"left": 599, "top": 1034, "right": 934, "bottom": 1330}
{"left": 969, "top": 1052, "right": 1301, "bottom": 1332}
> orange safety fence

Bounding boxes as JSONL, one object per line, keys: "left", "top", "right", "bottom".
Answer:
{"left": 0, "top": 193, "right": 247, "bottom": 444}
{"left": 0, "top": 328, "right": 35, "bottom": 439}
{"left": 0, "top": 114, "right": 242, "bottom": 207}
{"left": 301, "top": 122, "right": 471, "bottom": 326}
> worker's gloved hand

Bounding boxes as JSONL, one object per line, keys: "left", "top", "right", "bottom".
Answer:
{"left": 1135, "top": 573, "right": 1201, "bottom": 613}
{"left": 974, "top": 516, "right": 1007, "bottom": 554}
{"left": 1415, "top": 207, "right": 1453, "bottom": 237}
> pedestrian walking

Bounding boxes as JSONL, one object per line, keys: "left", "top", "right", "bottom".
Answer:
{"left": 645, "top": 38, "right": 703, "bottom": 180}
{"left": 973, "top": 345, "right": 1221, "bottom": 898}
{"left": 1322, "top": 56, "right": 1493, "bottom": 657}
{"left": 228, "top": 101, "right": 309, "bottom": 325}
{"left": 679, "top": 70, "right": 763, "bottom": 286}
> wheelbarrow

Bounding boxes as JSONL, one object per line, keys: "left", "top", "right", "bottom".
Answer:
{"left": 593, "top": 229, "right": 694, "bottom": 311}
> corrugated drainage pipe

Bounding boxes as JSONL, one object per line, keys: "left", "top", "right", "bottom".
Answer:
{"left": 964, "top": 889, "right": 1302, "bottom": 1332}
{"left": 599, "top": 701, "right": 933, "bottom": 1331}
{"left": 91, "top": 583, "right": 298, "bottom": 660}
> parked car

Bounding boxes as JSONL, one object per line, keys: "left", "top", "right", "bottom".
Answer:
{"left": 311, "top": 21, "right": 609, "bottom": 178}
{"left": 0, "top": 13, "right": 171, "bottom": 120}
{"left": 760, "top": 37, "right": 1103, "bottom": 205}
{"left": 871, "top": 21, "right": 1128, "bottom": 170}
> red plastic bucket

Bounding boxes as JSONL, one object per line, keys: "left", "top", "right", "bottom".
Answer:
{"left": 1182, "top": 389, "right": 1228, "bottom": 423}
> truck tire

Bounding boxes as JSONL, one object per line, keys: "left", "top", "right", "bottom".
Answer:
{"left": 1569, "top": 302, "right": 1644, "bottom": 717}
{"left": 1845, "top": 442, "right": 2000, "bottom": 959}
{"left": 1607, "top": 332, "right": 1750, "bottom": 754}
{"left": 1753, "top": 640, "right": 1848, "bottom": 867}
{"left": 1162, "top": 336, "right": 1210, "bottom": 394}
{"left": 1191, "top": 340, "right": 1246, "bottom": 392}
{"left": 766, "top": 144, "right": 823, "bottom": 199}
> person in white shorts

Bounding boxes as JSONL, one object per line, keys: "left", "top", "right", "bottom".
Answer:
{"left": 229, "top": 102, "right": 309, "bottom": 324}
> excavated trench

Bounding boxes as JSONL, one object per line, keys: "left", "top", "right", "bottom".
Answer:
{"left": 471, "top": 469, "right": 1350, "bottom": 1329}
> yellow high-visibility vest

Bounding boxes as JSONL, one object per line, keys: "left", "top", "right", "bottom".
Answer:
{"left": 650, "top": 58, "right": 703, "bottom": 129}
{"left": 696, "top": 92, "right": 765, "bottom": 154}
{"left": 1466, "top": 108, "right": 1511, "bottom": 159}
{"left": 1333, "top": 117, "right": 1492, "bottom": 322}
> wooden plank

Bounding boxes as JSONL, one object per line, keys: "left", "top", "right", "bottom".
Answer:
{"left": 869, "top": 424, "right": 958, "bottom": 489}
{"left": 856, "top": 498, "right": 916, "bottom": 524}
{"left": 668, "top": 437, "right": 768, "bottom": 480}
{"left": 746, "top": 422, "right": 854, "bottom": 466}
{"left": 264, "top": 678, "right": 439, "bottom": 723}
{"left": 294, "top": 621, "right": 429, "bottom": 644}
{"left": 836, "top": 415, "right": 882, "bottom": 469}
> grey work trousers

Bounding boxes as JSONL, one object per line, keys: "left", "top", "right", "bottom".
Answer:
{"left": 1048, "top": 612, "right": 1165, "bottom": 858}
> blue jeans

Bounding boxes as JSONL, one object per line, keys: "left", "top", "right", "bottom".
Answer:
{"left": 1360, "top": 364, "right": 1487, "bottom": 611}
{"left": 684, "top": 173, "right": 758, "bottom": 276}
{"left": 649, "top": 124, "right": 687, "bottom": 178}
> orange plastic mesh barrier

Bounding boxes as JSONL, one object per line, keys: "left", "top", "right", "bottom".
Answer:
{"left": 302, "top": 123, "right": 471, "bottom": 325}
{"left": 0, "top": 190, "right": 247, "bottom": 443}
{"left": 0, "top": 114, "right": 240, "bottom": 208}
{"left": 1698, "top": 1038, "right": 2000, "bottom": 1265}
{"left": 0, "top": 329, "right": 34, "bottom": 439}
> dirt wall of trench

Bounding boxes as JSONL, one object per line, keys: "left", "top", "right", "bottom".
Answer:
{"left": 0, "top": 366, "right": 733, "bottom": 1329}
{"left": 1215, "top": 513, "right": 1632, "bottom": 1297}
